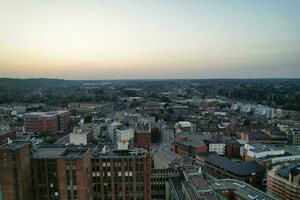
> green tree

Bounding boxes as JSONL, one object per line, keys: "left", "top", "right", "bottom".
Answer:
{"left": 84, "top": 115, "right": 93, "bottom": 123}
{"left": 151, "top": 127, "right": 161, "bottom": 143}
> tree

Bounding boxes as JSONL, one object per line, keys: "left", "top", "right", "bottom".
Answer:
{"left": 160, "top": 96, "right": 170, "bottom": 103}
{"left": 151, "top": 127, "right": 161, "bottom": 143}
{"left": 84, "top": 115, "right": 93, "bottom": 123}
{"left": 43, "top": 135, "right": 56, "bottom": 144}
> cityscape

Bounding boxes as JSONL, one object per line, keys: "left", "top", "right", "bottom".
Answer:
{"left": 1, "top": 1, "right": 300, "bottom": 200}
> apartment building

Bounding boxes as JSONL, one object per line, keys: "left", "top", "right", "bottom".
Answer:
{"left": 0, "top": 141, "right": 33, "bottom": 200}
{"left": 267, "top": 164, "right": 300, "bottom": 200}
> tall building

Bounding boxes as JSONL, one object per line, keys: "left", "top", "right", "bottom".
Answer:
{"left": 91, "top": 147, "right": 152, "bottom": 200}
{"left": 31, "top": 145, "right": 65, "bottom": 200}
{"left": 24, "top": 111, "right": 71, "bottom": 134}
{"left": 267, "top": 164, "right": 300, "bottom": 200}
{"left": 57, "top": 148, "right": 93, "bottom": 200}
{"left": 0, "top": 141, "right": 33, "bottom": 200}
{"left": 6, "top": 141, "right": 152, "bottom": 200}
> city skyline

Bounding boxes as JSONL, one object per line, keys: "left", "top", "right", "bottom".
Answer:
{"left": 0, "top": 1, "right": 300, "bottom": 79}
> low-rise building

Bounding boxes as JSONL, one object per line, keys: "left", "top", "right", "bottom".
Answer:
{"left": 169, "top": 166, "right": 218, "bottom": 200}
{"left": 24, "top": 111, "right": 71, "bottom": 134}
{"left": 210, "top": 179, "right": 276, "bottom": 200}
{"left": 174, "top": 121, "right": 193, "bottom": 134}
{"left": 69, "top": 128, "right": 93, "bottom": 145}
{"left": 205, "top": 154, "right": 265, "bottom": 186}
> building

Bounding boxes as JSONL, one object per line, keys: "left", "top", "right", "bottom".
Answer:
{"left": 154, "top": 148, "right": 182, "bottom": 169}
{"left": 134, "top": 124, "right": 151, "bottom": 150}
{"left": 169, "top": 166, "right": 218, "bottom": 200}
{"left": 173, "top": 138, "right": 207, "bottom": 157}
{"left": 241, "top": 131, "right": 287, "bottom": 145}
{"left": 57, "top": 148, "right": 93, "bottom": 200}
{"left": 243, "top": 143, "right": 300, "bottom": 168}
{"left": 284, "top": 126, "right": 300, "bottom": 145}
{"left": 244, "top": 143, "right": 285, "bottom": 161}
{"left": 20, "top": 141, "right": 152, "bottom": 200}
{"left": 208, "top": 141, "right": 226, "bottom": 155}
{"left": 24, "top": 111, "right": 71, "bottom": 134}
{"left": 108, "top": 121, "right": 123, "bottom": 143}
{"left": 174, "top": 121, "right": 193, "bottom": 134}
{"left": 210, "top": 179, "right": 276, "bottom": 200}
{"left": 0, "top": 130, "right": 16, "bottom": 145}
{"left": 69, "top": 128, "right": 93, "bottom": 145}
{"left": 31, "top": 145, "right": 66, "bottom": 200}
{"left": 205, "top": 154, "right": 265, "bottom": 186}
{"left": 225, "top": 139, "right": 241, "bottom": 159}
{"left": 116, "top": 127, "right": 135, "bottom": 142}
{"left": 267, "top": 164, "right": 300, "bottom": 200}
{"left": 152, "top": 168, "right": 181, "bottom": 200}
{"left": 0, "top": 141, "right": 33, "bottom": 200}
{"left": 91, "top": 146, "right": 152, "bottom": 200}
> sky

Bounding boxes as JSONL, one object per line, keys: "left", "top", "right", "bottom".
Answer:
{"left": 0, "top": 0, "right": 299, "bottom": 80}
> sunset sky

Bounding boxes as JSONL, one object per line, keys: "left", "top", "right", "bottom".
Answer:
{"left": 0, "top": 0, "right": 299, "bottom": 79}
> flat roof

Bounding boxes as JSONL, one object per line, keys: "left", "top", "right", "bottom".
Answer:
{"left": 0, "top": 140, "right": 29, "bottom": 149}
{"left": 25, "top": 110, "right": 69, "bottom": 117}
{"left": 247, "top": 143, "right": 283, "bottom": 153}
{"left": 209, "top": 179, "right": 277, "bottom": 200}
{"left": 62, "top": 148, "right": 88, "bottom": 157}
{"left": 33, "top": 146, "right": 66, "bottom": 159}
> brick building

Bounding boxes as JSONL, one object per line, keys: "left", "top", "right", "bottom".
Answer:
{"left": 134, "top": 125, "right": 151, "bottom": 150}
{"left": 0, "top": 141, "right": 33, "bottom": 200}
{"left": 8, "top": 142, "right": 152, "bottom": 200}
{"left": 91, "top": 148, "right": 152, "bottom": 200}
{"left": 24, "top": 111, "right": 71, "bottom": 134}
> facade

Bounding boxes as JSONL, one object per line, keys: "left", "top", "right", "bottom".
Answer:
{"left": 134, "top": 127, "right": 151, "bottom": 150}
{"left": 24, "top": 111, "right": 71, "bottom": 134}
{"left": 116, "top": 127, "right": 135, "bottom": 142}
{"left": 152, "top": 168, "right": 181, "bottom": 200}
{"left": 91, "top": 148, "right": 152, "bottom": 200}
{"left": 267, "top": 164, "right": 300, "bottom": 200}
{"left": 108, "top": 122, "right": 123, "bottom": 143}
{"left": 0, "top": 141, "right": 33, "bottom": 200}
{"left": 57, "top": 149, "right": 93, "bottom": 200}
{"left": 7, "top": 141, "right": 152, "bottom": 200}
{"left": 69, "top": 128, "right": 93, "bottom": 145}
{"left": 174, "top": 121, "right": 193, "bottom": 134}
{"left": 208, "top": 142, "right": 225, "bottom": 155}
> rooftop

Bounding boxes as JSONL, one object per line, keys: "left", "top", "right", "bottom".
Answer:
{"left": 62, "top": 148, "right": 89, "bottom": 157}
{"left": 0, "top": 140, "right": 29, "bottom": 149}
{"left": 209, "top": 179, "right": 276, "bottom": 200}
{"left": 25, "top": 110, "right": 69, "bottom": 118}
{"left": 246, "top": 143, "right": 283, "bottom": 153}
{"left": 276, "top": 164, "right": 300, "bottom": 180}
{"left": 155, "top": 147, "right": 181, "bottom": 162}
{"left": 33, "top": 145, "right": 66, "bottom": 159}
{"left": 206, "top": 154, "right": 265, "bottom": 176}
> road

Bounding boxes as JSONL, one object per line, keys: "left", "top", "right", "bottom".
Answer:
{"left": 151, "top": 123, "right": 174, "bottom": 153}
